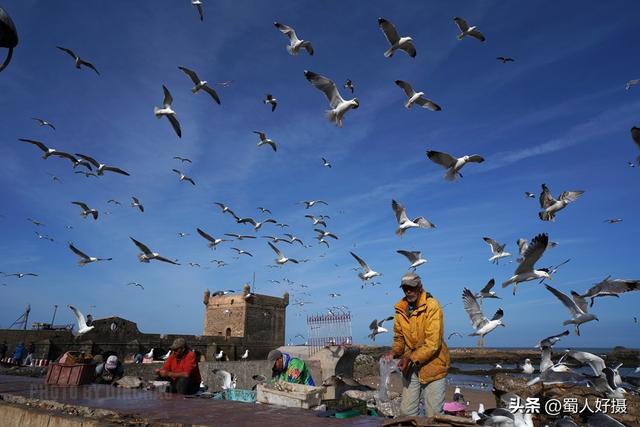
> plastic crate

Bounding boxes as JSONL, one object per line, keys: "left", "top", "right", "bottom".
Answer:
{"left": 224, "top": 388, "right": 257, "bottom": 403}
{"left": 256, "top": 382, "right": 325, "bottom": 409}
{"left": 323, "top": 394, "right": 368, "bottom": 415}
{"left": 45, "top": 363, "right": 95, "bottom": 386}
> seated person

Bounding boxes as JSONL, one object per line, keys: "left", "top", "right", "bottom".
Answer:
{"left": 154, "top": 338, "right": 201, "bottom": 395}
{"left": 95, "top": 355, "right": 124, "bottom": 384}
{"left": 268, "top": 349, "right": 315, "bottom": 386}
{"left": 133, "top": 352, "right": 144, "bottom": 364}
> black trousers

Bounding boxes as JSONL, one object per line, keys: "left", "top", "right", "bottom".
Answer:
{"left": 170, "top": 377, "right": 198, "bottom": 395}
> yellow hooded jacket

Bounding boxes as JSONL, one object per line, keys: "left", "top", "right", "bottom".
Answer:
{"left": 391, "top": 290, "right": 450, "bottom": 384}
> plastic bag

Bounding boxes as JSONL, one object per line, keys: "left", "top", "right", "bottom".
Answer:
{"left": 378, "top": 356, "right": 400, "bottom": 402}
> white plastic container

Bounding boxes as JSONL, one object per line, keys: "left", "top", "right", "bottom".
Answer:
{"left": 256, "top": 381, "right": 325, "bottom": 409}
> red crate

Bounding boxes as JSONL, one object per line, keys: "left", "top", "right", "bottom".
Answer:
{"left": 45, "top": 363, "right": 95, "bottom": 386}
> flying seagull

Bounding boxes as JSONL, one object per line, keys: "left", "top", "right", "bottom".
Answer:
{"left": 224, "top": 233, "right": 256, "bottom": 241}
{"left": 68, "top": 305, "right": 95, "bottom": 336}
{"left": 604, "top": 218, "right": 622, "bottom": 224}
{"left": 516, "top": 237, "right": 557, "bottom": 262}
{"left": 154, "top": 85, "right": 182, "bottom": 138}
{"left": 32, "top": 118, "right": 55, "bottom": 130}
{"left": 626, "top": 79, "right": 639, "bottom": 90}
{"left": 56, "top": 46, "right": 100, "bottom": 74}
{"left": 378, "top": 18, "right": 416, "bottom": 58}
{"left": 274, "top": 22, "right": 314, "bottom": 55}
{"left": 394, "top": 80, "right": 441, "bottom": 111}
{"left": 304, "top": 70, "right": 359, "bottom": 127}
{"left": 235, "top": 216, "right": 276, "bottom": 231}
{"left": 173, "top": 156, "right": 192, "bottom": 163}
{"left": 368, "top": 316, "right": 394, "bottom": 341}
{"left": 344, "top": 79, "right": 354, "bottom": 93}
{"left": 538, "top": 183, "right": 584, "bottom": 221}
{"left": 214, "top": 202, "right": 237, "bottom": 218}
{"left": 268, "top": 242, "right": 298, "bottom": 265}
{"left": 264, "top": 94, "right": 277, "bottom": 112}
{"left": 253, "top": 131, "right": 277, "bottom": 152}
{"left": 19, "top": 138, "right": 78, "bottom": 164}
{"left": 74, "top": 153, "right": 129, "bottom": 176}
{"left": 131, "top": 196, "right": 144, "bottom": 212}
{"left": 579, "top": 277, "right": 639, "bottom": 307}
{"left": 27, "top": 218, "right": 45, "bottom": 226}
{"left": 483, "top": 237, "right": 511, "bottom": 264}
{"left": 502, "top": 233, "right": 551, "bottom": 295}
{"left": 68, "top": 243, "right": 112, "bottom": 266}
{"left": 197, "top": 228, "right": 230, "bottom": 250}
{"left": 305, "top": 215, "right": 326, "bottom": 227}
{"left": 230, "top": 247, "right": 253, "bottom": 257}
{"left": 2, "top": 272, "right": 38, "bottom": 278}
{"left": 496, "top": 56, "right": 514, "bottom": 63}
{"left": 284, "top": 233, "right": 304, "bottom": 245}
{"left": 302, "top": 200, "right": 328, "bottom": 209}
{"left": 107, "top": 199, "right": 121, "bottom": 206}
{"left": 462, "top": 288, "right": 505, "bottom": 347}
{"left": 191, "top": 0, "right": 204, "bottom": 21}
{"left": 127, "top": 282, "right": 144, "bottom": 290}
{"left": 35, "top": 231, "right": 54, "bottom": 242}
{"left": 453, "top": 17, "right": 486, "bottom": 42}
{"left": 536, "top": 330, "right": 569, "bottom": 349}
{"left": 426, "top": 150, "right": 485, "bottom": 181}
{"left": 177, "top": 66, "right": 221, "bottom": 105}
{"left": 392, "top": 199, "right": 435, "bottom": 237}
{"left": 321, "top": 157, "right": 332, "bottom": 168}
{"left": 631, "top": 127, "right": 640, "bottom": 164}
{"left": 172, "top": 169, "right": 196, "bottom": 185}
{"left": 71, "top": 201, "right": 99, "bottom": 220}
{"left": 396, "top": 250, "right": 427, "bottom": 270}
{"left": 474, "top": 279, "right": 501, "bottom": 303}
{"left": 525, "top": 192, "right": 535, "bottom": 198}
{"left": 544, "top": 284, "right": 598, "bottom": 336}
{"left": 257, "top": 207, "right": 272, "bottom": 214}
{"left": 350, "top": 252, "right": 381, "bottom": 281}
{"left": 130, "top": 237, "right": 180, "bottom": 265}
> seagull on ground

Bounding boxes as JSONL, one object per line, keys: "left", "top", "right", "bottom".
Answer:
{"left": 626, "top": 79, "right": 639, "bottom": 90}
{"left": 131, "top": 196, "right": 144, "bottom": 212}
{"left": 453, "top": 17, "right": 486, "bottom": 42}
{"left": 579, "top": 277, "right": 639, "bottom": 307}
{"left": 426, "top": 150, "right": 485, "bottom": 181}
{"left": 241, "top": 349, "right": 249, "bottom": 360}
{"left": 394, "top": 80, "right": 441, "bottom": 111}
{"left": 396, "top": 250, "right": 427, "bottom": 269}
{"left": 304, "top": 70, "right": 359, "bottom": 127}
{"left": 378, "top": 18, "right": 416, "bottom": 58}
{"left": 544, "top": 284, "right": 598, "bottom": 336}
{"left": 130, "top": 237, "right": 180, "bottom": 265}
{"left": 56, "top": 46, "right": 100, "bottom": 74}
{"left": 538, "top": 183, "right": 584, "bottom": 221}
{"left": 302, "top": 200, "right": 328, "bottom": 209}
{"left": 71, "top": 201, "right": 99, "bottom": 220}
{"left": 536, "top": 330, "right": 569, "bottom": 349}
{"left": 502, "top": 233, "right": 551, "bottom": 295}
{"left": 197, "top": 228, "right": 230, "bottom": 250}
{"left": 154, "top": 85, "right": 181, "bottom": 138}
{"left": 268, "top": 242, "right": 298, "bottom": 265}
{"left": 368, "top": 316, "right": 394, "bottom": 341}
{"left": 230, "top": 248, "right": 253, "bottom": 257}
{"left": 474, "top": 279, "right": 501, "bottom": 303}
{"left": 274, "top": 22, "right": 314, "bottom": 55}
{"left": 19, "top": 138, "right": 78, "bottom": 164}
{"left": 521, "top": 359, "right": 534, "bottom": 374}
{"left": 32, "top": 118, "right": 55, "bottom": 130}
{"left": 69, "top": 243, "right": 112, "bottom": 266}
{"left": 214, "top": 350, "right": 224, "bottom": 360}
{"left": 344, "top": 79, "right": 354, "bottom": 93}
{"left": 496, "top": 56, "right": 514, "bottom": 63}
{"left": 177, "top": 66, "right": 220, "bottom": 105}
{"left": 224, "top": 233, "right": 256, "bottom": 241}
{"left": 191, "top": 0, "right": 204, "bottom": 21}
{"left": 462, "top": 288, "right": 505, "bottom": 347}
{"left": 173, "top": 156, "right": 192, "bottom": 163}
{"left": 74, "top": 153, "right": 130, "bottom": 176}
{"left": 213, "top": 369, "right": 237, "bottom": 389}
{"left": 264, "top": 94, "right": 277, "bottom": 112}
{"left": 350, "top": 252, "right": 381, "bottom": 281}
{"left": 172, "top": 169, "right": 196, "bottom": 185}
{"left": 253, "top": 131, "right": 277, "bottom": 152}
{"left": 127, "top": 282, "right": 144, "bottom": 290}
{"left": 392, "top": 199, "right": 435, "bottom": 237}
{"left": 68, "top": 305, "right": 95, "bottom": 336}
{"left": 483, "top": 237, "right": 511, "bottom": 264}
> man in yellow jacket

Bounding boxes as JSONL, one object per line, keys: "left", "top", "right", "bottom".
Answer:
{"left": 384, "top": 272, "right": 450, "bottom": 417}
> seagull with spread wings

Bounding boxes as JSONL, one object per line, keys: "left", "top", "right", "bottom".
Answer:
{"left": 538, "top": 183, "right": 584, "bottom": 221}
{"left": 396, "top": 250, "right": 427, "bottom": 270}
{"left": 483, "top": 237, "right": 511, "bottom": 264}
{"left": 462, "top": 288, "right": 505, "bottom": 347}
{"left": 253, "top": 131, "right": 277, "bottom": 152}
{"left": 172, "top": 169, "right": 196, "bottom": 185}
{"left": 368, "top": 316, "right": 394, "bottom": 341}
{"left": 453, "top": 17, "right": 486, "bottom": 42}
{"left": 71, "top": 201, "right": 99, "bottom": 220}
{"left": 177, "top": 66, "right": 220, "bottom": 105}
{"left": 350, "top": 252, "right": 381, "bottom": 281}
{"left": 304, "top": 70, "right": 359, "bottom": 127}
{"left": 127, "top": 282, "right": 144, "bottom": 290}
{"left": 19, "top": 138, "right": 78, "bottom": 164}
{"left": 131, "top": 196, "right": 144, "bottom": 212}
{"left": 502, "top": 233, "right": 551, "bottom": 295}
{"left": 237, "top": 216, "right": 277, "bottom": 231}
{"left": 130, "top": 237, "right": 180, "bottom": 265}
{"left": 68, "top": 305, "right": 95, "bottom": 336}
{"left": 544, "top": 284, "right": 599, "bottom": 336}
{"left": 344, "top": 79, "right": 354, "bottom": 93}
{"left": 394, "top": 80, "right": 441, "bottom": 111}
{"left": 56, "top": 46, "right": 100, "bottom": 74}
{"left": 264, "top": 94, "right": 277, "bottom": 112}
{"left": 579, "top": 277, "right": 639, "bottom": 307}
{"left": 74, "top": 153, "right": 129, "bottom": 176}
{"left": 426, "top": 150, "right": 485, "bottom": 181}
{"left": 68, "top": 243, "right": 112, "bottom": 266}
{"left": 496, "top": 56, "right": 514, "bottom": 63}
{"left": 474, "top": 279, "right": 501, "bottom": 303}
{"left": 224, "top": 233, "right": 256, "bottom": 241}
{"left": 32, "top": 118, "right": 55, "bottom": 130}
{"left": 268, "top": 242, "right": 298, "bottom": 265}
{"left": 191, "top": 0, "right": 204, "bottom": 21}
{"left": 378, "top": 18, "right": 416, "bottom": 58}
{"left": 154, "top": 85, "right": 182, "bottom": 138}
{"left": 2, "top": 272, "right": 38, "bottom": 278}
{"left": 392, "top": 199, "right": 435, "bottom": 237}
{"left": 173, "top": 156, "right": 192, "bottom": 163}
{"left": 230, "top": 247, "right": 253, "bottom": 257}
{"left": 196, "top": 228, "right": 230, "bottom": 250}
{"left": 274, "top": 22, "right": 314, "bottom": 55}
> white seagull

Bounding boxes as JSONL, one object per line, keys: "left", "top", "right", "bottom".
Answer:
{"left": 214, "top": 350, "right": 224, "bottom": 360}
{"left": 535, "top": 330, "right": 570, "bottom": 349}
{"left": 32, "top": 118, "right": 56, "bottom": 130}
{"left": 462, "top": 288, "right": 505, "bottom": 347}
{"left": 426, "top": 150, "right": 485, "bottom": 181}
{"left": 230, "top": 248, "right": 253, "bottom": 257}
{"left": 396, "top": 250, "right": 427, "bottom": 269}
{"left": 68, "top": 305, "right": 95, "bottom": 336}
{"left": 264, "top": 94, "right": 277, "bottom": 112}
{"left": 241, "top": 349, "right": 249, "bottom": 360}
{"left": 71, "top": 201, "right": 99, "bottom": 220}
{"left": 304, "top": 70, "right": 359, "bottom": 127}
{"left": 544, "top": 284, "right": 599, "bottom": 336}
{"left": 344, "top": 79, "right": 354, "bottom": 93}
{"left": 521, "top": 359, "right": 534, "bottom": 375}
{"left": 177, "top": 66, "right": 220, "bottom": 105}
{"left": 213, "top": 369, "right": 237, "bottom": 389}
{"left": 378, "top": 18, "right": 416, "bottom": 58}
{"left": 74, "top": 153, "right": 130, "bottom": 176}
{"left": 191, "top": 0, "right": 204, "bottom": 21}
{"left": 579, "top": 277, "right": 639, "bottom": 307}
{"left": 626, "top": 79, "right": 639, "bottom": 90}
{"left": 131, "top": 196, "right": 144, "bottom": 212}
{"left": 56, "top": 46, "right": 100, "bottom": 74}
{"left": 453, "top": 17, "right": 486, "bottom": 42}
{"left": 268, "top": 242, "right": 298, "bottom": 265}
{"left": 321, "top": 157, "right": 332, "bottom": 168}
{"left": 274, "top": 22, "right": 314, "bottom": 55}
{"left": 237, "top": 216, "right": 277, "bottom": 231}
{"left": 368, "top": 316, "right": 394, "bottom": 341}
{"left": 154, "top": 85, "right": 182, "bottom": 138}
{"left": 19, "top": 138, "right": 78, "bottom": 163}
{"left": 538, "top": 183, "right": 584, "bottom": 222}
{"left": 483, "top": 237, "right": 511, "bottom": 264}
{"left": 474, "top": 279, "right": 501, "bottom": 303}
{"left": 172, "top": 169, "right": 196, "bottom": 185}
{"left": 302, "top": 200, "right": 328, "bottom": 209}
{"left": 502, "top": 233, "right": 551, "bottom": 295}
{"left": 516, "top": 237, "right": 557, "bottom": 262}
{"left": 305, "top": 215, "right": 327, "bottom": 227}
{"left": 224, "top": 233, "right": 256, "bottom": 241}
{"left": 197, "top": 228, "right": 230, "bottom": 250}
{"left": 394, "top": 80, "right": 441, "bottom": 111}
{"left": 69, "top": 243, "right": 112, "bottom": 266}
{"left": 392, "top": 199, "right": 435, "bottom": 237}
{"left": 130, "top": 237, "right": 180, "bottom": 265}
{"left": 350, "top": 252, "right": 381, "bottom": 281}
{"left": 253, "top": 131, "right": 277, "bottom": 152}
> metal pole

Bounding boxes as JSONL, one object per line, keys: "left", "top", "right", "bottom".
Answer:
{"left": 51, "top": 305, "right": 58, "bottom": 326}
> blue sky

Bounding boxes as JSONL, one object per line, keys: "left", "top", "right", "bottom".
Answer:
{"left": 0, "top": 1, "right": 638, "bottom": 349}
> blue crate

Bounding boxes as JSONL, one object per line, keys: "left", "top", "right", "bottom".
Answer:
{"left": 224, "top": 388, "right": 257, "bottom": 403}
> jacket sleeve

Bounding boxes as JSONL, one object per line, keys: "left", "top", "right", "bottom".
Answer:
{"left": 391, "top": 311, "right": 407, "bottom": 357}
{"left": 409, "top": 301, "right": 443, "bottom": 365}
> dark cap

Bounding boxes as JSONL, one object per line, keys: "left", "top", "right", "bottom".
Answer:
{"left": 400, "top": 272, "right": 422, "bottom": 288}
{"left": 267, "top": 349, "right": 282, "bottom": 364}
{"left": 170, "top": 338, "right": 186, "bottom": 350}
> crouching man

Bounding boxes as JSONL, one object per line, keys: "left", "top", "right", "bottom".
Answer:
{"left": 154, "top": 338, "right": 201, "bottom": 395}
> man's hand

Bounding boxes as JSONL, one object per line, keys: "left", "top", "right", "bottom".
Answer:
{"left": 157, "top": 369, "right": 167, "bottom": 377}
{"left": 397, "top": 356, "right": 411, "bottom": 374}
{"left": 382, "top": 351, "right": 394, "bottom": 362}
